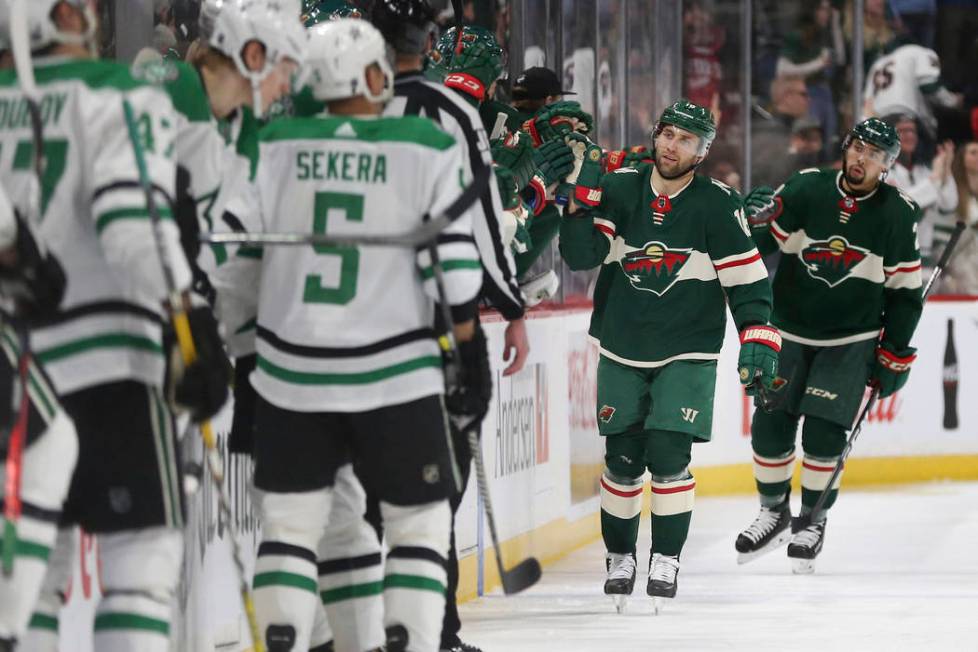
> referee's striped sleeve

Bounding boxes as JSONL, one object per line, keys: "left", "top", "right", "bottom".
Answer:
{"left": 389, "top": 75, "right": 526, "bottom": 320}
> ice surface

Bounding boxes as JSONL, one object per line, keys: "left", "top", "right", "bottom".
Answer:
{"left": 458, "top": 482, "right": 978, "bottom": 652}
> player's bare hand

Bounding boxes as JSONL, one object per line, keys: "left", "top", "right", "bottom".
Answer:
{"left": 503, "top": 317, "right": 529, "bottom": 376}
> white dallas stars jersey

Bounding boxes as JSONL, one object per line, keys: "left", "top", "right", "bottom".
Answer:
{"left": 0, "top": 58, "right": 190, "bottom": 395}
{"left": 222, "top": 115, "right": 481, "bottom": 413}
{"left": 864, "top": 44, "right": 942, "bottom": 132}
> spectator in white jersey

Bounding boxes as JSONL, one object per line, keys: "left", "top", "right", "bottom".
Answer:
{"left": 883, "top": 114, "right": 957, "bottom": 270}
{"left": 863, "top": 33, "right": 962, "bottom": 138}
{"left": 940, "top": 139, "right": 978, "bottom": 293}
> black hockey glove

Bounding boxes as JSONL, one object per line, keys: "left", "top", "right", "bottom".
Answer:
{"left": 0, "top": 212, "right": 66, "bottom": 322}
{"left": 168, "top": 306, "right": 232, "bottom": 423}
{"left": 444, "top": 326, "right": 492, "bottom": 432}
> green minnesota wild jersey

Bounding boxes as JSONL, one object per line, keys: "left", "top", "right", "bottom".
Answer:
{"left": 560, "top": 166, "right": 772, "bottom": 366}
{"left": 759, "top": 168, "right": 923, "bottom": 350}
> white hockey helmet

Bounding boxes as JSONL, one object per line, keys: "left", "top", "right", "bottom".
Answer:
{"left": 305, "top": 18, "right": 393, "bottom": 104}
{"left": 0, "top": 0, "right": 97, "bottom": 52}
{"left": 206, "top": 0, "right": 307, "bottom": 117}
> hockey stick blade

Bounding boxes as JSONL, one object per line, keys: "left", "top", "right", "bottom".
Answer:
{"left": 500, "top": 557, "right": 542, "bottom": 595}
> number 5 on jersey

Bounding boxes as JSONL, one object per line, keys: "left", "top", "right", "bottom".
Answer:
{"left": 303, "top": 191, "right": 363, "bottom": 305}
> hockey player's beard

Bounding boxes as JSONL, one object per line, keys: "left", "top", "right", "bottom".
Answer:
{"left": 655, "top": 154, "right": 699, "bottom": 180}
{"left": 841, "top": 154, "right": 879, "bottom": 197}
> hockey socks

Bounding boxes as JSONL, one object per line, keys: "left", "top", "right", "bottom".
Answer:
{"left": 315, "top": 465, "right": 384, "bottom": 652}
{"left": 599, "top": 473, "right": 643, "bottom": 555}
{"left": 0, "top": 410, "right": 75, "bottom": 643}
{"left": 649, "top": 474, "right": 695, "bottom": 557}
{"left": 381, "top": 500, "right": 451, "bottom": 652}
{"left": 752, "top": 450, "right": 796, "bottom": 507}
{"left": 93, "top": 528, "right": 182, "bottom": 652}
{"left": 254, "top": 490, "right": 332, "bottom": 650}
{"left": 800, "top": 454, "right": 843, "bottom": 517}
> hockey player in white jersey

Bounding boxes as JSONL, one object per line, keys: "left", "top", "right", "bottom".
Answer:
{"left": 131, "top": 0, "right": 305, "bottom": 292}
{"left": 215, "top": 18, "right": 482, "bottom": 652}
{"left": 0, "top": 2, "right": 229, "bottom": 650}
{"left": 863, "top": 35, "right": 962, "bottom": 137}
{"left": 0, "top": 182, "right": 77, "bottom": 650}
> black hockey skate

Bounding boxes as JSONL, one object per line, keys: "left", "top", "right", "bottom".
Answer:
{"left": 646, "top": 553, "right": 680, "bottom": 615}
{"left": 735, "top": 501, "right": 792, "bottom": 564}
{"left": 787, "top": 518, "right": 827, "bottom": 574}
{"left": 440, "top": 641, "right": 484, "bottom": 652}
{"left": 604, "top": 552, "right": 637, "bottom": 614}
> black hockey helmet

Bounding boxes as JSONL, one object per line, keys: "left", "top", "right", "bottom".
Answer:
{"left": 369, "top": 0, "right": 436, "bottom": 55}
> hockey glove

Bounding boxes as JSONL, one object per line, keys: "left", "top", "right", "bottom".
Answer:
{"left": 738, "top": 325, "right": 782, "bottom": 395}
{"left": 168, "top": 306, "right": 232, "bottom": 423}
{"left": 494, "top": 165, "right": 522, "bottom": 211}
{"left": 742, "top": 186, "right": 779, "bottom": 232}
{"left": 563, "top": 132, "right": 604, "bottom": 208}
{"left": 0, "top": 213, "right": 66, "bottom": 322}
{"left": 491, "top": 130, "right": 536, "bottom": 191}
{"left": 870, "top": 341, "right": 917, "bottom": 398}
{"left": 444, "top": 326, "right": 492, "bottom": 432}
{"left": 522, "top": 100, "right": 594, "bottom": 146}
{"left": 531, "top": 139, "right": 575, "bottom": 187}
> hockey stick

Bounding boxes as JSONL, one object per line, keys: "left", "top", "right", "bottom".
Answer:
{"left": 428, "top": 245, "right": 542, "bottom": 595}
{"left": 800, "top": 220, "right": 967, "bottom": 529}
{"left": 200, "top": 162, "right": 490, "bottom": 248}
{"left": 2, "top": 0, "right": 45, "bottom": 577}
{"left": 120, "top": 101, "right": 265, "bottom": 652}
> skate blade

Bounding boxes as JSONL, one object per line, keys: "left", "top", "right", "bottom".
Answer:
{"left": 651, "top": 596, "right": 670, "bottom": 615}
{"left": 791, "top": 557, "right": 816, "bottom": 575}
{"left": 736, "top": 530, "right": 792, "bottom": 565}
{"left": 612, "top": 594, "right": 628, "bottom": 614}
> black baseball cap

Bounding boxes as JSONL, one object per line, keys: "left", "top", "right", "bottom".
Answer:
{"left": 511, "top": 67, "right": 575, "bottom": 100}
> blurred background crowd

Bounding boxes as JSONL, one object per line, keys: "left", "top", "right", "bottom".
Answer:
{"left": 99, "top": 0, "right": 978, "bottom": 300}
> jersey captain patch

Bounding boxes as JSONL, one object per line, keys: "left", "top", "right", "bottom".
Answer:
{"left": 800, "top": 236, "right": 869, "bottom": 288}
{"left": 619, "top": 241, "right": 692, "bottom": 296}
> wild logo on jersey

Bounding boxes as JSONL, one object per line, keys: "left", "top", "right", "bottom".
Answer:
{"left": 800, "top": 236, "right": 869, "bottom": 287}
{"left": 620, "top": 241, "right": 692, "bottom": 296}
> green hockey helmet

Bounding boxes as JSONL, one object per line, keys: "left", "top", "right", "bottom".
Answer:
{"left": 842, "top": 117, "right": 900, "bottom": 167}
{"left": 652, "top": 99, "right": 717, "bottom": 156}
{"left": 429, "top": 25, "right": 505, "bottom": 102}
{"left": 302, "top": 0, "right": 363, "bottom": 27}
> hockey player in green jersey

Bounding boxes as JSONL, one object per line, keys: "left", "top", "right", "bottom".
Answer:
{"left": 735, "top": 118, "right": 924, "bottom": 573}
{"left": 559, "top": 100, "right": 780, "bottom": 611}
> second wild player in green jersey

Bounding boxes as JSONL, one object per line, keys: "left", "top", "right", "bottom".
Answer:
{"left": 559, "top": 100, "right": 780, "bottom": 612}
{"left": 736, "top": 118, "right": 924, "bottom": 573}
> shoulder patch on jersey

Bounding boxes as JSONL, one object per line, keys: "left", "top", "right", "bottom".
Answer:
{"left": 130, "top": 59, "right": 180, "bottom": 85}
{"left": 798, "top": 168, "right": 820, "bottom": 175}
{"left": 613, "top": 167, "right": 640, "bottom": 174}
{"left": 710, "top": 178, "right": 732, "bottom": 195}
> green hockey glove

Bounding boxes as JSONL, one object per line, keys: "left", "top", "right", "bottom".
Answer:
{"left": 521, "top": 100, "right": 594, "bottom": 146}
{"left": 532, "top": 138, "right": 575, "bottom": 187}
{"left": 738, "top": 325, "right": 782, "bottom": 395}
{"left": 491, "top": 130, "right": 536, "bottom": 190}
{"left": 564, "top": 132, "right": 604, "bottom": 207}
{"left": 870, "top": 342, "right": 917, "bottom": 398}
{"left": 742, "top": 186, "right": 779, "bottom": 232}
{"left": 494, "top": 165, "right": 521, "bottom": 211}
